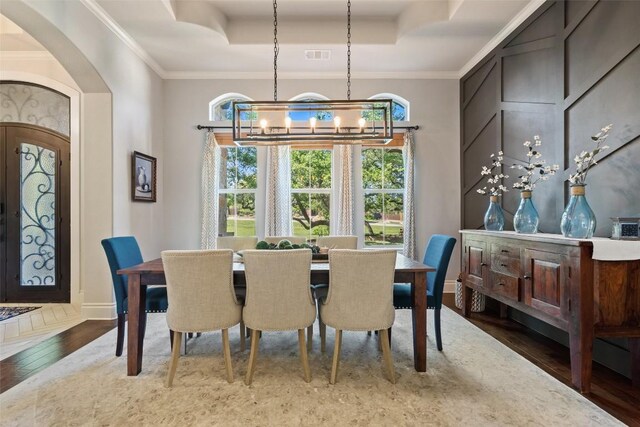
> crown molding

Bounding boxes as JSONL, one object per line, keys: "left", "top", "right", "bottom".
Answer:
{"left": 79, "top": 0, "right": 166, "bottom": 78}
{"left": 0, "top": 50, "right": 53, "bottom": 60}
{"left": 458, "top": 0, "right": 546, "bottom": 78}
{"left": 163, "top": 70, "right": 460, "bottom": 80}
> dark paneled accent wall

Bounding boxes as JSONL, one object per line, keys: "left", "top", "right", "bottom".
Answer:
{"left": 461, "top": 0, "right": 640, "bottom": 235}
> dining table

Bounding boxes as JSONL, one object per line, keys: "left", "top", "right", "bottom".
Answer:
{"left": 117, "top": 253, "right": 435, "bottom": 376}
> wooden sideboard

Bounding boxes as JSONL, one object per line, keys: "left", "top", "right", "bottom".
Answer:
{"left": 460, "top": 230, "right": 640, "bottom": 393}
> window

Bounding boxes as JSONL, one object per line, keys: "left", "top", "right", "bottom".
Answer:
{"left": 362, "top": 147, "right": 404, "bottom": 246}
{"left": 287, "top": 93, "right": 334, "bottom": 122}
{"left": 365, "top": 94, "right": 410, "bottom": 122}
{"left": 218, "top": 146, "right": 258, "bottom": 237}
{"left": 291, "top": 149, "right": 332, "bottom": 242}
{"left": 210, "top": 93, "right": 255, "bottom": 121}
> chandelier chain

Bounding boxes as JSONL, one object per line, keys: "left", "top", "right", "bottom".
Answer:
{"left": 273, "top": 0, "right": 279, "bottom": 101}
{"left": 347, "top": 0, "right": 351, "bottom": 100}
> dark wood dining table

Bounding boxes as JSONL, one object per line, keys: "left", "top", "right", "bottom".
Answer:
{"left": 118, "top": 254, "right": 434, "bottom": 376}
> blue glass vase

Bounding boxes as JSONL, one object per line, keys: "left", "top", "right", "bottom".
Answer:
{"left": 484, "top": 196, "right": 505, "bottom": 231}
{"left": 514, "top": 191, "right": 539, "bottom": 234}
{"left": 561, "top": 185, "right": 596, "bottom": 238}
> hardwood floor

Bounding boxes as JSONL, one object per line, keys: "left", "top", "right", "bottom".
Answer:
{"left": 442, "top": 293, "right": 640, "bottom": 426}
{"left": 2, "top": 301, "right": 638, "bottom": 425}
{"left": 0, "top": 319, "right": 116, "bottom": 394}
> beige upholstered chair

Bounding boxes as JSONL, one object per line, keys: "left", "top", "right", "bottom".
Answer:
{"left": 216, "top": 236, "right": 257, "bottom": 347}
{"left": 216, "top": 236, "right": 259, "bottom": 251}
{"left": 242, "top": 249, "right": 316, "bottom": 384}
{"left": 319, "top": 249, "right": 397, "bottom": 384}
{"left": 162, "top": 250, "right": 242, "bottom": 386}
{"left": 316, "top": 236, "right": 358, "bottom": 250}
{"left": 263, "top": 236, "right": 307, "bottom": 245}
{"left": 311, "top": 235, "right": 358, "bottom": 351}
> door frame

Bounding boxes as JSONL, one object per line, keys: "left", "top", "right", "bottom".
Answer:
{"left": 1, "top": 123, "right": 71, "bottom": 302}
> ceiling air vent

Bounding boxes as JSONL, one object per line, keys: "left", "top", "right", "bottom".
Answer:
{"left": 304, "top": 50, "right": 331, "bottom": 61}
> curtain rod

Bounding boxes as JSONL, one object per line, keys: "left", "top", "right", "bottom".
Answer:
{"left": 196, "top": 124, "right": 420, "bottom": 131}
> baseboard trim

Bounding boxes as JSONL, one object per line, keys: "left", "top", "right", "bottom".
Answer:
{"left": 81, "top": 303, "right": 116, "bottom": 320}
{"left": 444, "top": 280, "right": 457, "bottom": 294}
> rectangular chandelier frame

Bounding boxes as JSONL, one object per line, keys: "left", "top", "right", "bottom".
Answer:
{"left": 232, "top": 99, "right": 394, "bottom": 146}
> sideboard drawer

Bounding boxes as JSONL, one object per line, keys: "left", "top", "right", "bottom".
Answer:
{"left": 491, "top": 253, "right": 521, "bottom": 277}
{"left": 490, "top": 271, "right": 520, "bottom": 301}
{"left": 491, "top": 243, "right": 520, "bottom": 259}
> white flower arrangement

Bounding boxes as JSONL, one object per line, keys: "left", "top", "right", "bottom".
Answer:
{"left": 476, "top": 151, "right": 509, "bottom": 196}
{"left": 510, "top": 136, "right": 560, "bottom": 191}
{"left": 568, "top": 124, "right": 612, "bottom": 185}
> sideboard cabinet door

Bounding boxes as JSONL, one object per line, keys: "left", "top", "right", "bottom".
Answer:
{"left": 464, "top": 238, "right": 488, "bottom": 289}
{"left": 523, "top": 248, "right": 569, "bottom": 320}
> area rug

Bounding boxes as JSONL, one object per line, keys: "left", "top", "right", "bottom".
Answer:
{"left": 0, "top": 306, "right": 40, "bottom": 322}
{"left": 0, "top": 307, "right": 621, "bottom": 426}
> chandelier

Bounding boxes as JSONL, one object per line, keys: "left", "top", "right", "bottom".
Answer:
{"left": 232, "top": 0, "right": 394, "bottom": 146}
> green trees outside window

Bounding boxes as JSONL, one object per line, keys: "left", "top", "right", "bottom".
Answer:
{"left": 362, "top": 147, "right": 404, "bottom": 246}
{"left": 219, "top": 147, "right": 257, "bottom": 237}
{"left": 291, "top": 149, "right": 332, "bottom": 241}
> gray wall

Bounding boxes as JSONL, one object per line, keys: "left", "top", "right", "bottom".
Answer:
{"left": 461, "top": 0, "right": 640, "bottom": 232}
{"left": 162, "top": 78, "right": 461, "bottom": 278}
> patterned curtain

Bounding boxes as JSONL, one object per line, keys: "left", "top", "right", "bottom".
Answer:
{"left": 200, "top": 132, "right": 221, "bottom": 249}
{"left": 403, "top": 131, "right": 417, "bottom": 260}
{"left": 265, "top": 146, "right": 292, "bottom": 236}
{"left": 334, "top": 145, "right": 355, "bottom": 235}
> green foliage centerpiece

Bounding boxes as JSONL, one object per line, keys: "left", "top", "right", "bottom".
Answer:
{"left": 255, "top": 239, "right": 322, "bottom": 255}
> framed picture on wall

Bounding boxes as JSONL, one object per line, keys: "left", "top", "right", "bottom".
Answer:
{"left": 132, "top": 151, "right": 157, "bottom": 202}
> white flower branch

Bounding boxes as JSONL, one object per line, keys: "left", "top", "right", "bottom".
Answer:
{"left": 476, "top": 151, "right": 509, "bottom": 197}
{"left": 568, "top": 124, "right": 612, "bottom": 185}
{"left": 510, "top": 135, "right": 560, "bottom": 191}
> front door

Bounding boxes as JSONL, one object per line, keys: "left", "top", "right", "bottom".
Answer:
{"left": 1, "top": 123, "right": 70, "bottom": 302}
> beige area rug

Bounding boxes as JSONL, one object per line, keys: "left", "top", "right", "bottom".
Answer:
{"left": 0, "top": 307, "right": 621, "bottom": 426}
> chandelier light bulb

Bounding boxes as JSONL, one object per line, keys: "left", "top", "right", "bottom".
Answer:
{"left": 260, "top": 119, "right": 268, "bottom": 134}
{"left": 309, "top": 117, "right": 317, "bottom": 133}
{"left": 284, "top": 116, "right": 292, "bottom": 133}
{"left": 334, "top": 116, "right": 341, "bottom": 132}
{"left": 358, "top": 117, "right": 366, "bottom": 132}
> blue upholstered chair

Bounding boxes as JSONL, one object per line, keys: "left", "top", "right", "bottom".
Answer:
{"left": 102, "top": 236, "right": 169, "bottom": 356}
{"left": 393, "top": 234, "right": 456, "bottom": 351}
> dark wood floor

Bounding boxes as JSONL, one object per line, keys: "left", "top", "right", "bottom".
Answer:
{"left": 442, "top": 293, "right": 640, "bottom": 426}
{"left": 2, "top": 302, "right": 639, "bottom": 425}
{"left": 0, "top": 319, "right": 116, "bottom": 394}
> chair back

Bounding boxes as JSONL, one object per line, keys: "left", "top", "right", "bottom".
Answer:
{"left": 216, "top": 236, "right": 258, "bottom": 251}
{"left": 263, "top": 236, "right": 307, "bottom": 245}
{"left": 322, "top": 250, "right": 397, "bottom": 331}
{"left": 316, "top": 236, "right": 358, "bottom": 249}
{"left": 242, "top": 249, "right": 315, "bottom": 331}
{"left": 101, "top": 236, "right": 143, "bottom": 315}
{"left": 161, "top": 250, "right": 241, "bottom": 332}
{"left": 424, "top": 235, "right": 457, "bottom": 309}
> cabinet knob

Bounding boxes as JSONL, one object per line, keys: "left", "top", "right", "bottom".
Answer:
{"left": 497, "top": 282, "right": 505, "bottom": 287}
{"left": 480, "top": 262, "right": 487, "bottom": 267}
{"left": 500, "top": 263, "right": 507, "bottom": 267}
{"left": 524, "top": 274, "right": 531, "bottom": 280}
{"left": 501, "top": 249, "right": 509, "bottom": 253}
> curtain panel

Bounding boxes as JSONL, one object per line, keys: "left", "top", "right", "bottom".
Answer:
{"left": 200, "top": 132, "right": 221, "bottom": 249}
{"left": 264, "top": 145, "right": 292, "bottom": 236}
{"left": 403, "top": 131, "right": 417, "bottom": 260}
{"left": 333, "top": 145, "right": 355, "bottom": 235}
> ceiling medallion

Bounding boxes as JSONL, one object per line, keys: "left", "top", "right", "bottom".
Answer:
{"left": 232, "top": 0, "right": 394, "bottom": 146}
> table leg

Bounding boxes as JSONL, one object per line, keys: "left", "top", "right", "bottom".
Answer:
{"left": 630, "top": 337, "right": 640, "bottom": 389}
{"left": 127, "top": 274, "right": 146, "bottom": 376}
{"left": 411, "top": 271, "right": 427, "bottom": 372}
